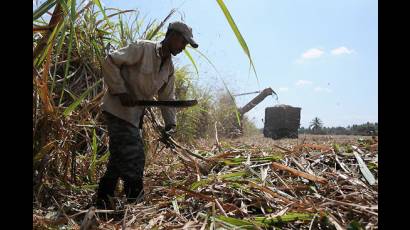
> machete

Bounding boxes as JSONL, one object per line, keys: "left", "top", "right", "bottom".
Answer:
{"left": 117, "top": 64, "right": 197, "bottom": 108}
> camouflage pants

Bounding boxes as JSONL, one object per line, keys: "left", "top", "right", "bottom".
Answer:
{"left": 97, "top": 111, "right": 145, "bottom": 201}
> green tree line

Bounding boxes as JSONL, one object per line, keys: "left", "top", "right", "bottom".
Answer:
{"left": 299, "top": 122, "right": 378, "bottom": 136}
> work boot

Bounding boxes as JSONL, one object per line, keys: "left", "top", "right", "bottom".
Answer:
{"left": 123, "top": 178, "right": 144, "bottom": 204}
{"left": 96, "top": 176, "right": 118, "bottom": 209}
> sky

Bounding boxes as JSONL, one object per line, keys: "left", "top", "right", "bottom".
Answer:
{"left": 35, "top": 0, "right": 378, "bottom": 129}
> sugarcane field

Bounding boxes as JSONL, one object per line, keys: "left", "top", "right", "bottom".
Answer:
{"left": 33, "top": 0, "right": 378, "bottom": 229}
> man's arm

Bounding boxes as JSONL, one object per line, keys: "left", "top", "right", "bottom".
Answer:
{"left": 158, "top": 73, "right": 177, "bottom": 129}
{"left": 101, "top": 42, "right": 144, "bottom": 95}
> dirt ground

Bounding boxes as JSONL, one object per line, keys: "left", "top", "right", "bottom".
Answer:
{"left": 212, "top": 133, "right": 375, "bottom": 148}
{"left": 34, "top": 133, "right": 378, "bottom": 229}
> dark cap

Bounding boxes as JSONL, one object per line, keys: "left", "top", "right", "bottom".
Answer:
{"left": 168, "top": 21, "right": 198, "bottom": 48}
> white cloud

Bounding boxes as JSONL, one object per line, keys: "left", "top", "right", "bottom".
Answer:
{"left": 301, "top": 48, "right": 324, "bottom": 59}
{"left": 314, "top": 87, "right": 332, "bottom": 93}
{"left": 331, "top": 46, "right": 354, "bottom": 55}
{"left": 295, "top": 80, "right": 313, "bottom": 87}
{"left": 278, "top": 87, "right": 289, "bottom": 92}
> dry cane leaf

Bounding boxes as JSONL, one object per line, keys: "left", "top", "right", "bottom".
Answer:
{"left": 271, "top": 162, "right": 328, "bottom": 184}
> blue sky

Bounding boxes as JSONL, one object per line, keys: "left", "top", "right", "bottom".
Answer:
{"left": 35, "top": 0, "right": 378, "bottom": 128}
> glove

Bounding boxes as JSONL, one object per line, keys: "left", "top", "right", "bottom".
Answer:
{"left": 163, "top": 124, "right": 177, "bottom": 138}
{"left": 118, "top": 93, "right": 135, "bottom": 107}
{"left": 160, "top": 125, "right": 176, "bottom": 149}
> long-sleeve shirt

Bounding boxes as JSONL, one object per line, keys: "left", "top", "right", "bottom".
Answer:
{"left": 101, "top": 40, "right": 176, "bottom": 128}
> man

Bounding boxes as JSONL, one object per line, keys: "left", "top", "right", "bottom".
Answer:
{"left": 96, "top": 21, "right": 198, "bottom": 207}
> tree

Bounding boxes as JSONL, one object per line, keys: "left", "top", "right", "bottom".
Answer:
{"left": 309, "top": 117, "right": 323, "bottom": 134}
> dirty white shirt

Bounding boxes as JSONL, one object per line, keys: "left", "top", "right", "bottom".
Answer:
{"left": 101, "top": 40, "right": 176, "bottom": 128}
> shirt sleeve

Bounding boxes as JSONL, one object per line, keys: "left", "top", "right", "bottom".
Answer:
{"left": 101, "top": 42, "right": 144, "bottom": 95}
{"left": 158, "top": 72, "right": 177, "bottom": 127}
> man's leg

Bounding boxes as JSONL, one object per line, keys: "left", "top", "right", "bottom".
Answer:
{"left": 99, "top": 111, "right": 145, "bottom": 204}
{"left": 117, "top": 123, "right": 145, "bottom": 203}
{"left": 96, "top": 163, "right": 119, "bottom": 208}
{"left": 96, "top": 112, "right": 127, "bottom": 207}
{"left": 122, "top": 132, "right": 145, "bottom": 203}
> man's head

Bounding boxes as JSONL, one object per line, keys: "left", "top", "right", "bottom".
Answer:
{"left": 164, "top": 21, "right": 198, "bottom": 56}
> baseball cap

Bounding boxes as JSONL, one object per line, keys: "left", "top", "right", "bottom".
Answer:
{"left": 168, "top": 21, "right": 198, "bottom": 48}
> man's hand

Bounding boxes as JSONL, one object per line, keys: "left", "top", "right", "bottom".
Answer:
{"left": 159, "top": 124, "right": 177, "bottom": 149}
{"left": 118, "top": 93, "right": 135, "bottom": 107}
{"left": 163, "top": 124, "right": 177, "bottom": 138}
